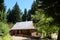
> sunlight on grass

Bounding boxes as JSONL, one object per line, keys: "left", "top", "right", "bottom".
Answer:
{"left": 0, "top": 34, "right": 11, "bottom": 40}
{"left": 3, "top": 34, "right": 11, "bottom": 40}
{"left": 0, "top": 37, "right": 2, "bottom": 40}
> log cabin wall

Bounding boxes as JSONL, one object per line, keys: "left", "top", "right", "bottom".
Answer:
{"left": 10, "top": 29, "right": 37, "bottom": 37}
{"left": 29, "top": 29, "right": 37, "bottom": 33}
{"left": 10, "top": 30, "right": 32, "bottom": 37}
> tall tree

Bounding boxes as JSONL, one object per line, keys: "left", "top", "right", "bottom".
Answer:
{"left": 27, "top": 10, "right": 31, "bottom": 21}
{"left": 29, "top": 1, "right": 41, "bottom": 23}
{"left": 37, "top": 0, "right": 60, "bottom": 23}
{"left": 22, "top": 8, "right": 28, "bottom": 21}
{"left": 36, "top": 0, "right": 60, "bottom": 40}
{"left": 0, "top": 0, "right": 6, "bottom": 22}
{"left": 7, "top": 2, "right": 22, "bottom": 23}
{"left": 30, "top": 1, "right": 37, "bottom": 14}
{"left": 0, "top": 0, "right": 5, "bottom": 12}
{"left": 7, "top": 8, "right": 12, "bottom": 22}
{"left": 30, "top": 0, "right": 59, "bottom": 38}
{"left": 33, "top": 9, "right": 58, "bottom": 38}
{"left": 0, "top": 11, "right": 6, "bottom": 22}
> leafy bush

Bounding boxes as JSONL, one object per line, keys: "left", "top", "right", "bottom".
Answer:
{"left": 32, "top": 10, "right": 59, "bottom": 37}
{"left": 3, "top": 34, "right": 11, "bottom": 40}
{"left": 0, "top": 22, "right": 9, "bottom": 36}
{"left": 0, "top": 22, "right": 11, "bottom": 40}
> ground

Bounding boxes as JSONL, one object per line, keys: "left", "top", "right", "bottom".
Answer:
{"left": 12, "top": 36, "right": 41, "bottom": 40}
{"left": 12, "top": 36, "right": 31, "bottom": 40}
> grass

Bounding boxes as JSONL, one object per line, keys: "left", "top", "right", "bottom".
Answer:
{"left": 0, "top": 34, "right": 11, "bottom": 40}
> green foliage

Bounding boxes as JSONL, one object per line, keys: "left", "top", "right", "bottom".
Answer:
{"left": 0, "top": 0, "right": 4, "bottom": 3}
{"left": 35, "top": 0, "right": 60, "bottom": 39}
{"left": 0, "top": 22, "right": 9, "bottom": 37}
{"left": 27, "top": 10, "right": 31, "bottom": 21}
{"left": 29, "top": 1, "right": 37, "bottom": 14}
{"left": 7, "top": 2, "right": 22, "bottom": 23}
{"left": 22, "top": 8, "right": 32, "bottom": 21}
{"left": 22, "top": 9, "right": 28, "bottom": 21}
{"left": 0, "top": 34, "right": 11, "bottom": 40}
{"left": 12, "top": 2, "right": 22, "bottom": 22}
{"left": 38, "top": 0, "right": 60, "bottom": 24}
{"left": 0, "top": 11, "right": 6, "bottom": 22}
{"left": 3, "top": 34, "right": 11, "bottom": 40}
{"left": 8, "top": 23, "right": 14, "bottom": 28}
{"left": 22, "top": 9, "right": 32, "bottom": 21}
{"left": 0, "top": 22, "right": 11, "bottom": 40}
{"left": 32, "top": 9, "right": 59, "bottom": 37}
{"left": 7, "top": 9, "right": 12, "bottom": 23}
{"left": 0, "top": 0, "right": 5, "bottom": 12}
{"left": 30, "top": 0, "right": 59, "bottom": 37}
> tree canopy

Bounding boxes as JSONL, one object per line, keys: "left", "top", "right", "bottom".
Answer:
{"left": 7, "top": 2, "right": 22, "bottom": 23}
{"left": 22, "top": 8, "right": 28, "bottom": 21}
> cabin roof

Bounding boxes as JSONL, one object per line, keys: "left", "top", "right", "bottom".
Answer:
{"left": 11, "top": 21, "right": 36, "bottom": 30}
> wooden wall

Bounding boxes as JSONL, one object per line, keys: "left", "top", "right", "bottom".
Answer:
{"left": 10, "top": 29, "right": 36, "bottom": 37}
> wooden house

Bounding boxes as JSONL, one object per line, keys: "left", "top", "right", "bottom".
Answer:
{"left": 10, "top": 21, "right": 40, "bottom": 37}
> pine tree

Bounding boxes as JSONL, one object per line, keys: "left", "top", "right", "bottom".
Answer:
{"left": 0, "top": 0, "right": 5, "bottom": 12}
{"left": 7, "top": 2, "right": 22, "bottom": 23}
{"left": 26, "top": 1, "right": 38, "bottom": 22}
{"left": 7, "top": 8, "right": 12, "bottom": 22}
{"left": 0, "top": 11, "right": 6, "bottom": 22}
{"left": 30, "top": 1, "right": 37, "bottom": 14}
{"left": 27, "top": 10, "right": 31, "bottom": 21}
{"left": 22, "top": 8, "right": 28, "bottom": 21}
{"left": 0, "top": 0, "right": 6, "bottom": 22}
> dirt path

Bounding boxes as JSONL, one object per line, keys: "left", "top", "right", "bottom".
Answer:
{"left": 12, "top": 36, "right": 31, "bottom": 40}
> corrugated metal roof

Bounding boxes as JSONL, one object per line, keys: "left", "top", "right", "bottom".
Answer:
{"left": 11, "top": 21, "right": 35, "bottom": 30}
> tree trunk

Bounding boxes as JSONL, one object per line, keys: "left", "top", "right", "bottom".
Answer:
{"left": 57, "top": 29, "right": 60, "bottom": 40}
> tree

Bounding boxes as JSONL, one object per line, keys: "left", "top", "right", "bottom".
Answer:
{"left": 33, "top": 10, "right": 58, "bottom": 37}
{"left": 0, "top": 22, "right": 9, "bottom": 36}
{"left": 22, "top": 9, "right": 32, "bottom": 21}
{"left": 0, "top": 11, "right": 6, "bottom": 22}
{"left": 0, "top": 0, "right": 6, "bottom": 12}
{"left": 22, "top": 8, "right": 28, "bottom": 21}
{"left": 37, "top": 0, "right": 60, "bottom": 24}
{"left": 27, "top": 10, "right": 31, "bottom": 21}
{"left": 29, "top": 1, "right": 37, "bottom": 14}
{"left": 0, "top": 0, "right": 6, "bottom": 22}
{"left": 8, "top": 2, "right": 22, "bottom": 23}
{"left": 29, "top": 1, "right": 41, "bottom": 23}
{"left": 0, "top": 22, "right": 10, "bottom": 40}
{"left": 36, "top": 0, "right": 60, "bottom": 40}
{"left": 7, "top": 8, "right": 12, "bottom": 23}
{"left": 30, "top": 0, "right": 59, "bottom": 38}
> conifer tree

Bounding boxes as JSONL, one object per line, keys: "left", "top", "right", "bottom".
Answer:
{"left": 0, "top": 0, "right": 5, "bottom": 12}
{"left": 0, "top": 0, "right": 6, "bottom": 22}
{"left": 22, "top": 9, "right": 28, "bottom": 21}
{"left": 7, "top": 2, "right": 22, "bottom": 23}
{"left": 7, "top": 8, "right": 12, "bottom": 22}
{"left": 27, "top": 10, "right": 31, "bottom": 21}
